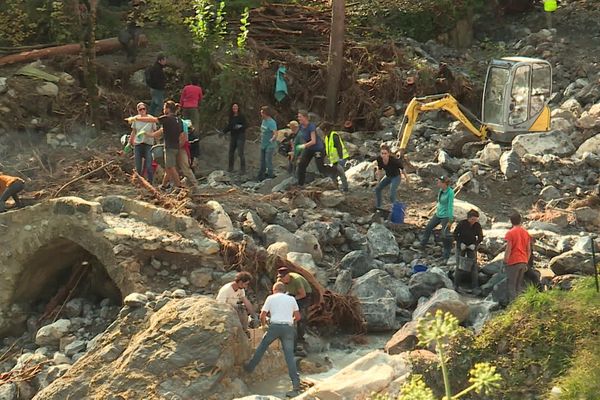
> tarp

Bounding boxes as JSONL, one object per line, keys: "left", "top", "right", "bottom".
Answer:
{"left": 275, "top": 65, "right": 288, "bottom": 102}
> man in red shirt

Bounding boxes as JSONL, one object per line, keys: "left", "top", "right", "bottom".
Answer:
{"left": 179, "top": 76, "right": 203, "bottom": 133}
{"left": 504, "top": 212, "right": 531, "bottom": 302}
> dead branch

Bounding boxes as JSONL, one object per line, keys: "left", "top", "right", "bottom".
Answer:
{"left": 53, "top": 160, "right": 116, "bottom": 197}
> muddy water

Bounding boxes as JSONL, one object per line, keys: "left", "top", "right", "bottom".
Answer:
{"left": 246, "top": 334, "right": 390, "bottom": 398}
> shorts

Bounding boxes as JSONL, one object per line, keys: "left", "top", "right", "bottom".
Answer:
{"left": 165, "top": 148, "right": 178, "bottom": 168}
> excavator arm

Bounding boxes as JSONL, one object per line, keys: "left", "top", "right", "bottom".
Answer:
{"left": 397, "top": 93, "right": 491, "bottom": 156}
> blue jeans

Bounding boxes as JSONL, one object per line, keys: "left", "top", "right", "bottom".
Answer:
{"left": 245, "top": 323, "right": 300, "bottom": 389}
{"left": 420, "top": 214, "right": 452, "bottom": 259}
{"left": 149, "top": 88, "right": 164, "bottom": 116}
{"left": 374, "top": 175, "right": 400, "bottom": 209}
{"left": 258, "top": 147, "right": 275, "bottom": 180}
{"left": 134, "top": 143, "right": 153, "bottom": 183}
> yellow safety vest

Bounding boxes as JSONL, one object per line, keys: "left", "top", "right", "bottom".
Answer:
{"left": 325, "top": 131, "right": 349, "bottom": 164}
{"left": 544, "top": 0, "right": 557, "bottom": 12}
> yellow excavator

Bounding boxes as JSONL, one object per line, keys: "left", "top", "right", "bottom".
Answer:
{"left": 397, "top": 57, "right": 552, "bottom": 155}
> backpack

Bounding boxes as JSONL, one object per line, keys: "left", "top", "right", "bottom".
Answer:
{"left": 144, "top": 66, "right": 154, "bottom": 87}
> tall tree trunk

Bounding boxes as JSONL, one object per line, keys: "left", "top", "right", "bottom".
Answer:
{"left": 78, "top": 0, "right": 99, "bottom": 125}
{"left": 325, "top": 0, "right": 345, "bottom": 121}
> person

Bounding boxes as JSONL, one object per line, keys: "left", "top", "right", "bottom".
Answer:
{"left": 176, "top": 117, "right": 199, "bottom": 191}
{"left": 419, "top": 176, "right": 455, "bottom": 261}
{"left": 453, "top": 209, "right": 484, "bottom": 293}
{"left": 0, "top": 174, "right": 25, "bottom": 213}
{"left": 373, "top": 143, "right": 407, "bottom": 209}
{"left": 223, "top": 103, "right": 247, "bottom": 174}
{"left": 324, "top": 126, "right": 349, "bottom": 192}
{"left": 504, "top": 212, "right": 531, "bottom": 303}
{"left": 543, "top": 0, "right": 557, "bottom": 29}
{"left": 128, "top": 102, "right": 156, "bottom": 183}
{"left": 118, "top": 0, "right": 145, "bottom": 63}
{"left": 135, "top": 100, "right": 184, "bottom": 190}
{"left": 146, "top": 53, "right": 167, "bottom": 116}
{"left": 257, "top": 106, "right": 277, "bottom": 181}
{"left": 281, "top": 120, "right": 302, "bottom": 177}
{"left": 179, "top": 76, "right": 203, "bottom": 133}
{"left": 244, "top": 282, "right": 301, "bottom": 398}
{"left": 276, "top": 267, "right": 313, "bottom": 349}
{"left": 295, "top": 110, "right": 329, "bottom": 186}
{"left": 216, "top": 272, "right": 256, "bottom": 333}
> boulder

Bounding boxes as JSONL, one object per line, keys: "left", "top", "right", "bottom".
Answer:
{"left": 189, "top": 268, "right": 213, "bottom": 288}
{"left": 409, "top": 271, "right": 450, "bottom": 299}
{"left": 346, "top": 161, "right": 376, "bottom": 183}
{"left": 576, "top": 103, "right": 600, "bottom": 129}
{"left": 550, "top": 117, "right": 575, "bottom": 134}
{"left": 438, "top": 150, "right": 462, "bottom": 172}
{"left": 453, "top": 200, "right": 488, "bottom": 225}
{"left": 559, "top": 98, "right": 582, "bottom": 116}
{"left": 207, "top": 170, "right": 232, "bottom": 187}
{"left": 575, "top": 134, "right": 600, "bottom": 157}
{"left": 286, "top": 252, "right": 328, "bottom": 286}
{"left": 499, "top": 150, "right": 522, "bottom": 180}
{"left": 296, "top": 351, "right": 411, "bottom": 400}
{"left": 385, "top": 321, "right": 419, "bottom": 354}
{"left": 412, "top": 288, "right": 469, "bottom": 323}
{"left": 271, "top": 176, "right": 296, "bottom": 193}
{"left": 540, "top": 185, "right": 562, "bottom": 201}
{"left": 0, "top": 383, "right": 17, "bottom": 400}
{"left": 367, "top": 223, "right": 399, "bottom": 261}
{"left": 512, "top": 130, "right": 576, "bottom": 157}
{"left": 479, "top": 143, "right": 502, "bottom": 166}
{"left": 263, "top": 225, "right": 322, "bottom": 261}
{"left": 339, "top": 250, "right": 374, "bottom": 278}
{"left": 35, "top": 319, "right": 72, "bottom": 346}
{"left": 351, "top": 270, "right": 397, "bottom": 331}
{"left": 319, "top": 190, "right": 345, "bottom": 208}
{"left": 332, "top": 269, "right": 353, "bottom": 295}
{"left": 465, "top": 298, "right": 499, "bottom": 333}
{"left": 351, "top": 269, "right": 413, "bottom": 307}
{"left": 0, "top": 77, "right": 7, "bottom": 94}
{"left": 123, "top": 293, "right": 148, "bottom": 308}
{"left": 299, "top": 220, "right": 341, "bottom": 245}
{"left": 549, "top": 250, "right": 595, "bottom": 275}
{"left": 37, "top": 82, "right": 59, "bottom": 97}
{"left": 205, "top": 200, "right": 234, "bottom": 234}
{"left": 242, "top": 211, "right": 265, "bottom": 236}
{"left": 33, "top": 298, "right": 252, "bottom": 400}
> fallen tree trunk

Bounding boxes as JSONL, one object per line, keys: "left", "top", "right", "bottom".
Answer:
{"left": 0, "top": 35, "right": 147, "bottom": 66}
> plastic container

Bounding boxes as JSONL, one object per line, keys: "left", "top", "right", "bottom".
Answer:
{"left": 390, "top": 201, "right": 406, "bottom": 224}
{"left": 413, "top": 264, "right": 428, "bottom": 273}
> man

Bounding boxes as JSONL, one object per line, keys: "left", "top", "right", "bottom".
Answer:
{"left": 277, "top": 267, "right": 312, "bottom": 347}
{"left": 324, "top": 126, "right": 349, "bottom": 192}
{"left": 543, "top": 0, "right": 557, "bottom": 29}
{"left": 504, "top": 212, "right": 531, "bottom": 303}
{"left": 179, "top": 76, "right": 203, "bottom": 133}
{"left": 146, "top": 54, "right": 167, "bottom": 116}
{"left": 0, "top": 174, "right": 25, "bottom": 212}
{"left": 177, "top": 118, "right": 199, "bottom": 191}
{"left": 216, "top": 272, "right": 255, "bottom": 333}
{"left": 244, "top": 282, "right": 302, "bottom": 398}
{"left": 453, "top": 209, "right": 484, "bottom": 293}
{"left": 118, "top": 0, "right": 145, "bottom": 63}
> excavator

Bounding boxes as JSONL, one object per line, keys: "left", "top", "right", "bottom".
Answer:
{"left": 397, "top": 57, "right": 553, "bottom": 155}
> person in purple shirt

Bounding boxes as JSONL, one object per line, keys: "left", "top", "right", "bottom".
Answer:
{"left": 295, "top": 110, "right": 329, "bottom": 186}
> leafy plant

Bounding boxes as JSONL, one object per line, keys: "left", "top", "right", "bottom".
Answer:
{"left": 237, "top": 7, "right": 250, "bottom": 50}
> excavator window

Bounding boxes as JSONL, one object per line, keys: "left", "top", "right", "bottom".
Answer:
{"left": 531, "top": 63, "right": 551, "bottom": 116}
{"left": 483, "top": 67, "right": 509, "bottom": 125}
{"left": 509, "top": 65, "right": 531, "bottom": 126}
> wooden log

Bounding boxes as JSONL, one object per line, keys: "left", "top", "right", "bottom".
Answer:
{"left": 0, "top": 35, "right": 148, "bottom": 66}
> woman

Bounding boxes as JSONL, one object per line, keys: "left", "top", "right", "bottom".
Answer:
{"left": 295, "top": 110, "right": 328, "bottom": 186}
{"left": 223, "top": 103, "right": 247, "bottom": 174}
{"left": 419, "top": 175, "right": 455, "bottom": 261}
{"left": 374, "top": 143, "right": 407, "bottom": 209}
{"left": 0, "top": 174, "right": 25, "bottom": 212}
{"left": 257, "top": 106, "right": 277, "bottom": 181}
{"left": 128, "top": 102, "right": 156, "bottom": 183}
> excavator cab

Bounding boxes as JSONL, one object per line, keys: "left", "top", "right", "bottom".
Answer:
{"left": 482, "top": 57, "right": 552, "bottom": 142}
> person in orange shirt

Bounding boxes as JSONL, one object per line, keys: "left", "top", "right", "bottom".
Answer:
{"left": 504, "top": 212, "right": 531, "bottom": 302}
{"left": 0, "top": 174, "right": 25, "bottom": 212}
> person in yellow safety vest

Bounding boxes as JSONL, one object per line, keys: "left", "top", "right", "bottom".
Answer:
{"left": 543, "top": 0, "right": 557, "bottom": 29}
{"left": 324, "top": 127, "right": 349, "bottom": 192}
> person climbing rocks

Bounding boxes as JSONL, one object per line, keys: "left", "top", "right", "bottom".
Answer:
{"left": 418, "top": 175, "right": 455, "bottom": 262}
{"left": 146, "top": 53, "right": 167, "bottom": 116}
{"left": 0, "top": 174, "right": 25, "bottom": 213}
{"left": 128, "top": 101, "right": 156, "bottom": 184}
{"left": 244, "top": 282, "right": 302, "bottom": 398}
{"left": 324, "top": 125, "right": 349, "bottom": 192}
{"left": 276, "top": 267, "right": 313, "bottom": 352}
{"left": 179, "top": 75, "right": 203, "bottom": 134}
{"left": 295, "top": 110, "right": 328, "bottom": 186}
{"left": 223, "top": 103, "right": 247, "bottom": 174}
{"left": 257, "top": 106, "right": 277, "bottom": 181}
{"left": 504, "top": 212, "right": 531, "bottom": 303}
{"left": 373, "top": 143, "right": 407, "bottom": 210}
{"left": 453, "top": 209, "right": 484, "bottom": 294}
{"left": 216, "top": 271, "right": 256, "bottom": 334}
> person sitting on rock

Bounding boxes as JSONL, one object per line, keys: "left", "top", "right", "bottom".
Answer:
{"left": 216, "top": 272, "right": 256, "bottom": 334}
{"left": 453, "top": 209, "right": 484, "bottom": 294}
{"left": 276, "top": 267, "right": 313, "bottom": 352}
{"left": 0, "top": 173, "right": 25, "bottom": 213}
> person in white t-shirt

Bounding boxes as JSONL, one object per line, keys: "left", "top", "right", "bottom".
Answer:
{"left": 244, "top": 282, "right": 302, "bottom": 398}
{"left": 216, "top": 272, "right": 255, "bottom": 332}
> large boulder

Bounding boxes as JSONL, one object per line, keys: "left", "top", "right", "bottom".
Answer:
{"left": 479, "top": 143, "right": 502, "bottom": 166}
{"left": 453, "top": 200, "right": 488, "bottom": 226}
{"left": 575, "top": 134, "right": 600, "bottom": 157}
{"left": 499, "top": 150, "right": 522, "bottom": 180}
{"left": 367, "top": 223, "right": 399, "bottom": 261}
{"left": 346, "top": 161, "right": 376, "bottom": 183}
{"left": 205, "top": 200, "right": 234, "bottom": 234}
{"left": 339, "top": 250, "right": 374, "bottom": 278}
{"left": 512, "top": 130, "right": 576, "bottom": 157}
{"left": 351, "top": 270, "right": 397, "bottom": 331}
{"left": 286, "top": 252, "right": 328, "bottom": 286}
{"left": 351, "top": 269, "right": 414, "bottom": 308}
{"left": 576, "top": 103, "right": 600, "bottom": 129}
{"left": 412, "top": 288, "right": 469, "bottom": 323}
{"left": 35, "top": 320, "right": 72, "bottom": 346}
{"left": 385, "top": 321, "right": 419, "bottom": 354}
{"left": 549, "top": 250, "right": 595, "bottom": 275}
{"left": 263, "top": 225, "right": 322, "bottom": 261}
{"left": 33, "top": 298, "right": 252, "bottom": 400}
{"left": 296, "top": 351, "right": 411, "bottom": 400}
{"left": 409, "top": 271, "right": 451, "bottom": 300}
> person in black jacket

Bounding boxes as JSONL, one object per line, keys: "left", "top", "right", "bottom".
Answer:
{"left": 223, "top": 103, "right": 247, "bottom": 174}
{"left": 453, "top": 209, "right": 484, "bottom": 293}
{"left": 147, "top": 53, "right": 167, "bottom": 116}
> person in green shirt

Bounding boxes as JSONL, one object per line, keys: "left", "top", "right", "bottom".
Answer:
{"left": 277, "top": 267, "right": 313, "bottom": 348}
{"left": 418, "top": 175, "right": 455, "bottom": 261}
{"left": 257, "top": 105, "right": 277, "bottom": 181}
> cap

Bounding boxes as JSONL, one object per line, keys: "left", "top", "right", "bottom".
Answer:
{"left": 277, "top": 267, "right": 290, "bottom": 277}
{"left": 288, "top": 120, "right": 299, "bottom": 128}
{"left": 438, "top": 175, "right": 450, "bottom": 183}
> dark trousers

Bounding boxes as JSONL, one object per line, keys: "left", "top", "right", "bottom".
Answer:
{"left": 297, "top": 149, "right": 328, "bottom": 186}
{"left": 182, "top": 107, "right": 200, "bottom": 134}
{"left": 295, "top": 296, "right": 312, "bottom": 346}
{"left": 420, "top": 215, "right": 453, "bottom": 259}
{"left": 228, "top": 133, "right": 246, "bottom": 172}
{"left": 454, "top": 247, "right": 478, "bottom": 290}
{"left": 134, "top": 143, "right": 153, "bottom": 183}
{"left": 0, "top": 180, "right": 25, "bottom": 212}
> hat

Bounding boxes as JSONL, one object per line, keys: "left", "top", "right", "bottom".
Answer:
{"left": 277, "top": 267, "right": 290, "bottom": 277}
{"left": 288, "top": 120, "right": 299, "bottom": 128}
{"left": 438, "top": 175, "right": 451, "bottom": 183}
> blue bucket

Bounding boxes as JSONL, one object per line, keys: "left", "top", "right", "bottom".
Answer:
{"left": 413, "top": 264, "right": 428, "bottom": 273}
{"left": 390, "top": 202, "right": 405, "bottom": 224}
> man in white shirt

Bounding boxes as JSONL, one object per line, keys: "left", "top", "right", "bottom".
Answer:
{"left": 244, "top": 282, "right": 302, "bottom": 398}
{"left": 216, "top": 272, "right": 255, "bottom": 333}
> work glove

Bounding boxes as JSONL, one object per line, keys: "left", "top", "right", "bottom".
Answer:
{"left": 468, "top": 244, "right": 476, "bottom": 251}
{"left": 295, "top": 144, "right": 306, "bottom": 152}
{"left": 460, "top": 243, "right": 467, "bottom": 250}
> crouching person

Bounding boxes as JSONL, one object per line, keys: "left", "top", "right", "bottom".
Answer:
{"left": 0, "top": 174, "right": 25, "bottom": 212}
{"left": 216, "top": 272, "right": 256, "bottom": 334}
{"left": 453, "top": 209, "right": 483, "bottom": 293}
